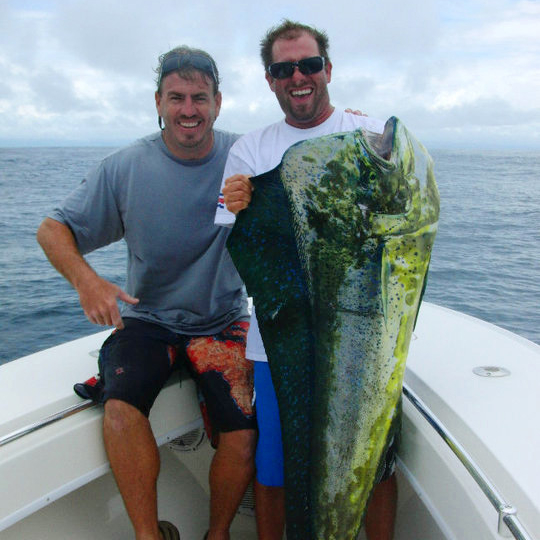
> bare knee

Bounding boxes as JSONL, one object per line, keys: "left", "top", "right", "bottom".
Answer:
{"left": 218, "top": 429, "right": 257, "bottom": 464}
{"left": 103, "top": 399, "right": 146, "bottom": 435}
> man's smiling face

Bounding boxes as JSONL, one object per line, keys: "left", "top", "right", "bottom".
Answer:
{"left": 155, "top": 71, "right": 221, "bottom": 160}
{"left": 266, "top": 32, "right": 333, "bottom": 129}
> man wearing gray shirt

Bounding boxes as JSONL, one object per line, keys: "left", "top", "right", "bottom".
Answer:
{"left": 37, "top": 46, "right": 256, "bottom": 540}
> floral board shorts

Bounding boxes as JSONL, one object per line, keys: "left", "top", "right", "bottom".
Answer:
{"left": 75, "top": 318, "right": 255, "bottom": 439}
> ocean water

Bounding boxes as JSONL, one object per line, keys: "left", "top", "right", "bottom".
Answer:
{"left": 0, "top": 146, "right": 539, "bottom": 365}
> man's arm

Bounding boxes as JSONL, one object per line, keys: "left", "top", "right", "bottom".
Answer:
{"left": 222, "top": 174, "right": 254, "bottom": 214}
{"left": 36, "top": 217, "right": 138, "bottom": 329}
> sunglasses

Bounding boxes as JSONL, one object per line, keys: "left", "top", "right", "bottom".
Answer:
{"left": 267, "top": 56, "right": 325, "bottom": 80}
{"left": 158, "top": 52, "right": 218, "bottom": 89}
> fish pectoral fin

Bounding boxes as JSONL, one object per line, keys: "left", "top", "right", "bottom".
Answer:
{"left": 269, "top": 303, "right": 283, "bottom": 320}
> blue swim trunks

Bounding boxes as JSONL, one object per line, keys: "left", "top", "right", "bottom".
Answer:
{"left": 254, "top": 361, "right": 284, "bottom": 486}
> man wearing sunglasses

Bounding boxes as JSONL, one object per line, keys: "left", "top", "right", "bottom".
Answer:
{"left": 216, "top": 20, "right": 398, "bottom": 540}
{"left": 37, "top": 46, "right": 257, "bottom": 540}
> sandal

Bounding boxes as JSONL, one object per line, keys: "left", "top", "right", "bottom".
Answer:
{"left": 158, "top": 520, "right": 180, "bottom": 540}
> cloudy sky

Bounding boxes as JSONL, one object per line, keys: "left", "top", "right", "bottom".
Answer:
{"left": 1, "top": 0, "right": 539, "bottom": 150}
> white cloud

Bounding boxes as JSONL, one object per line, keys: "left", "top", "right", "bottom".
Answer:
{"left": 0, "top": 0, "right": 539, "bottom": 148}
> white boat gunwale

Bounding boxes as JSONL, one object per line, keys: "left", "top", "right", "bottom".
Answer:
{"left": 1, "top": 302, "right": 539, "bottom": 539}
{"left": 402, "top": 383, "right": 534, "bottom": 540}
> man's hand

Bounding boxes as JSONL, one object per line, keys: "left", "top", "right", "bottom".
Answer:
{"left": 222, "top": 174, "right": 254, "bottom": 214}
{"left": 77, "top": 275, "right": 139, "bottom": 330}
{"left": 345, "top": 108, "right": 367, "bottom": 116}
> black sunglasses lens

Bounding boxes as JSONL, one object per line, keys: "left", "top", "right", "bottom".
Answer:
{"left": 298, "top": 57, "right": 324, "bottom": 74}
{"left": 269, "top": 62, "right": 294, "bottom": 79}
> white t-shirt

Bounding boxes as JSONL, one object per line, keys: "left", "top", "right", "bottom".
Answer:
{"left": 215, "top": 109, "right": 385, "bottom": 361}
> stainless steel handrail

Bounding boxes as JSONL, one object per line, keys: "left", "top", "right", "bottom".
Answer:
{"left": 0, "top": 399, "right": 96, "bottom": 447}
{"left": 402, "top": 382, "right": 535, "bottom": 540}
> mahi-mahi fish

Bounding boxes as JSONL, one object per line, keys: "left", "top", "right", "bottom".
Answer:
{"left": 226, "top": 117, "right": 440, "bottom": 539}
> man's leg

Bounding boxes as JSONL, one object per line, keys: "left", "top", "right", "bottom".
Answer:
{"left": 98, "top": 319, "right": 178, "bottom": 540}
{"left": 254, "top": 481, "right": 285, "bottom": 540}
{"left": 185, "top": 322, "right": 257, "bottom": 540}
{"left": 103, "top": 399, "right": 162, "bottom": 540}
{"left": 207, "top": 429, "right": 257, "bottom": 540}
{"left": 364, "top": 473, "right": 398, "bottom": 540}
